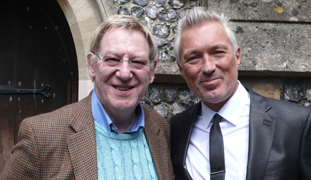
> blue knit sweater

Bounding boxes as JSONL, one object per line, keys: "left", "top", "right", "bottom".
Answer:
{"left": 95, "top": 122, "right": 158, "bottom": 180}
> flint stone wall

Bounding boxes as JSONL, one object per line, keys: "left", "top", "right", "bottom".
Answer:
{"left": 102, "top": 0, "right": 311, "bottom": 117}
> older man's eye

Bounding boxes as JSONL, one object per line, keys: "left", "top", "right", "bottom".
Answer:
{"left": 105, "top": 58, "right": 119, "bottom": 62}
{"left": 104, "top": 58, "right": 120, "bottom": 66}
{"left": 131, "top": 60, "right": 146, "bottom": 68}
{"left": 132, "top": 60, "right": 145, "bottom": 65}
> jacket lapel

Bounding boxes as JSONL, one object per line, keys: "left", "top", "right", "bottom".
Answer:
{"left": 67, "top": 95, "right": 98, "bottom": 180}
{"left": 144, "top": 111, "right": 161, "bottom": 174}
{"left": 180, "top": 103, "right": 200, "bottom": 172}
{"left": 171, "top": 103, "right": 201, "bottom": 180}
{"left": 143, "top": 106, "right": 169, "bottom": 179}
{"left": 246, "top": 89, "right": 276, "bottom": 180}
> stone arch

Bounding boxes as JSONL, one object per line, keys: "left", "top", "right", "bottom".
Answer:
{"left": 56, "top": 0, "right": 117, "bottom": 99}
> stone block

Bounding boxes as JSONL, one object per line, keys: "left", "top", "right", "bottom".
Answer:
{"left": 156, "top": 62, "right": 180, "bottom": 74}
{"left": 234, "top": 22, "right": 311, "bottom": 72}
{"left": 203, "top": 0, "right": 311, "bottom": 22}
{"left": 240, "top": 77, "right": 281, "bottom": 99}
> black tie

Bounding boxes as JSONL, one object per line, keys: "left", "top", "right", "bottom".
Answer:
{"left": 209, "top": 114, "right": 225, "bottom": 180}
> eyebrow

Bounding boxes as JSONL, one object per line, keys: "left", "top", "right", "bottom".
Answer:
{"left": 183, "top": 44, "right": 229, "bottom": 55}
{"left": 211, "top": 45, "right": 229, "bottom": 51}
{"left": 182, "top": 49, "right": 202, "bottom": 59}
{"left": 103, "top": 50, "right": 148, "bottom": 60}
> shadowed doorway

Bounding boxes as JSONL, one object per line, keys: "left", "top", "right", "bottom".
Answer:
{"left": 0, "top": 0, "right": 78, "bottom": 172}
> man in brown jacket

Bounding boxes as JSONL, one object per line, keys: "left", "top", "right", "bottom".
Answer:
{"left": 0, "top": 15, "right": 174, "bottom": 180}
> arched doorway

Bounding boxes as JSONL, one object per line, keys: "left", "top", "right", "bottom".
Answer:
{"left": 0, "top": 0, "right": 78, "bottom": 172}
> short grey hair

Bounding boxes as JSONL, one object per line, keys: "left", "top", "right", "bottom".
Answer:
{"left": 174, "top": 7, "right": 238, "bottom": 65}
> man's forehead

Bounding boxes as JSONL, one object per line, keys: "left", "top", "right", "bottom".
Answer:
{"left": 104, "top": 27, "right": 144, "bottom": 38}
{"left": 180, "top": 22, "right": 231, "bottom": 49}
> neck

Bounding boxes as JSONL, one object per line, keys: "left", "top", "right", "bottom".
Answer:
{"left": 108, "top": 109, "right": 137, "bottom": 134}
{"left": 206, "top": 81, "right": 240, "bottom": 112}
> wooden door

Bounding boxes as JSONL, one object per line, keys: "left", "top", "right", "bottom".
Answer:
{"left": 0, "top": 0, "right": 78, "bottom": 172}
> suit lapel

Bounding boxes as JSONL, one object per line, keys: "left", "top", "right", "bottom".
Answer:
{"left": 171, "top": 103, "right": 200, "bottom": 180}
{"left": 180, "top": 103, "right": 201, "bottom": 170}
{"left": 67, "top": 95, "right": 98, "bottom": 180}
{"left": 246, "top": 89, "right": 277, "bottom": 180}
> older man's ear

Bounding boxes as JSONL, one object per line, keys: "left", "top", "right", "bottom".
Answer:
{"left": 149, "top": 60, "right": 157, "bottom": 84}
{"left": 87, "top": 52, "right": 96, "bottom": 79}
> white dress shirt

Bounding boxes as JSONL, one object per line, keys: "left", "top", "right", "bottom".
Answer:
{"left": 185, "top": 82, "right": 250, "bottom": 180}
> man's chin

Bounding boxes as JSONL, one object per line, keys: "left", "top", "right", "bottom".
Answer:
{"left": 200, "top": 91, "right": 225, "bottom": 103}
{"left": 201, "top": 83, "right": 220, "bottom": 91}
{"left": 112, "top": 101, "right": 138, "bottom": 111}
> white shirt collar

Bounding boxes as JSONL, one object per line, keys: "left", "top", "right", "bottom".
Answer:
{"left": 201, "top": 81, "right": 250, "bottom": 128}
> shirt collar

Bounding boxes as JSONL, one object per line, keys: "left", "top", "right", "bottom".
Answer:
{"left": 201, "top": 81, "right": 250, "bottom": 128}
{"left": 91, "top": 90, "right": 145, "bottom": 134}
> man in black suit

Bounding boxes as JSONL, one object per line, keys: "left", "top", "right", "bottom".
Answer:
{"left": 170, "top": 7, "right": 311, "bottom": 180}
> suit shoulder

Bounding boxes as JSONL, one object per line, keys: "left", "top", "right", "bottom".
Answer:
{"left": 250, "top": 91, "right": 311, "bottom": 122}
{"left": 24, "top": 101, "right": 77, "bottom": 122}
{"left": 266, "top": 96, "right": 310, "bottom": 113}
{"left": 249, "top": 87, "right": 310, "bottom": 114}
{"left": 170, "top": 103, "right": 200, "bottom": 125}
{"left": 21, "top": 97, "right": 90, "bottom": 129}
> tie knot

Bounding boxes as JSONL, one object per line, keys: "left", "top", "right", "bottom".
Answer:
{"left": 212, "top": 114, "right": 223, "bottom": 124}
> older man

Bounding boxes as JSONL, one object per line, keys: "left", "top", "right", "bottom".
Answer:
{"left": 170, "top": 7, "right": 311, "bottom": 180}
{"left": 1, "top": 15, "right": 174, "bottom": 179}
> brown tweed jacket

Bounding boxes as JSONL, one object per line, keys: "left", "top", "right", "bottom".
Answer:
{"left": 0, "top": 94, "right": 174, "bottom": 179}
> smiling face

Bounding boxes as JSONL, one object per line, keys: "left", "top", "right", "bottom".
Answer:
{"left": 178, "top": 21, "right": 241, "bottom": 111}
{"left": 87, "top": 27, "right": 156, "bottom": 116}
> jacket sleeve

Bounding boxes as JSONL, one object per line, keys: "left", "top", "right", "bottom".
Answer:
{"left": 0, "top": 118, "right": 41, "bottom": 179}
{"left": 300, "top": 111, "right": 311, "bottom": 179}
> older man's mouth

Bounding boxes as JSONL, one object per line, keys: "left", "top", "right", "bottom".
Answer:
{"left": 114, "top": 86, "right": 133, "bottom": 91}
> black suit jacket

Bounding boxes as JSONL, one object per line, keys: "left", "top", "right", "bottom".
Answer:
{"left": 170, "top": 87, "right": 311, "bottom": 180}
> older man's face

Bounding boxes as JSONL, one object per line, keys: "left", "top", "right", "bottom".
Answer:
{"left": 88, "top": 27, "right": 156, "bottom": 115}
{"left": 178, "top": 21, "right": 241, "bottom": 111}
